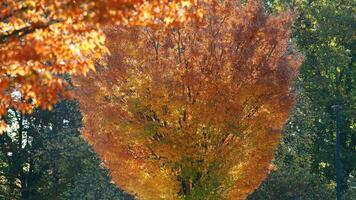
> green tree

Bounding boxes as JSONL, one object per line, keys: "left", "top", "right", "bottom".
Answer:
{"left": 250, "top": 0, "right": 355, "bottom": 198}
{"left": 0, "top": 99, "right": 132, "bottom": 199}
{"left": 247, "top": 169, "right": 333, "bottom": 200}
{"left": 286, "top": 0, "right": 355, "bottom": 191}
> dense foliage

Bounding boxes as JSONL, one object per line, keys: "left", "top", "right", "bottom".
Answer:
{"left": 247, "top": 170, "right": 334, "bottom": 200}
{"left": 0, "top": 0, "right": 354, "bottom": 199}
{"left": 0, "top": 99, "right": 131, "bottom": 199}
{"left": 249, "top": 0, "right": 355, "bottom": 198}
{"left": 75, "top": 1, "right": 302, "bottom": 199}
{"left": 289, "top": 0, "right": 355, "bottom": 191}
{"left": 0, "top": 0, "right": 206, "bottom": 132}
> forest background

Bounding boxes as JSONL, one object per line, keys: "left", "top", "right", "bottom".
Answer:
{"left": 0, "top": 0, "right": 354, "bottom": 199}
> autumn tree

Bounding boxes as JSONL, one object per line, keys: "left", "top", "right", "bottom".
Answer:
{"left": 75, "top": 0, "right": 302, "bottom": 199}
{"left": 0, "top": 0, "right": 205, "bottom": 131}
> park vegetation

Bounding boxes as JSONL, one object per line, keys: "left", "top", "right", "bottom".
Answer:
{"left": 0, "top": 0, "right": 354, "bottom": 199}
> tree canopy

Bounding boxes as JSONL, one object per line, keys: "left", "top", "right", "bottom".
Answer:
{"left": 249, "top": 0, "right": 355, "bottom": 198}
{"left": 75, "top": 1, "right": 302, "bottom": 199}
{"left": 0, "top": 99, "right": 132, "bottom": 199}
{"left": 0, "top": 0, "right": 205, "bottom": 132}
{"left": 1, "top": 0, "right": 354, "bottom": 199}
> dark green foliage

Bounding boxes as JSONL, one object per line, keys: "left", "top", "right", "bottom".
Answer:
{"left": 247, "top": 169, "right": 334, "bottom": 200}
{"left": 250, "top": 0, "right": 355, "bottom": 198}
{"left": 0, "top": 100, "right": 133, "bottom": 200}
{"left": 286, "top": 0, "right": 355, "bottom": 192}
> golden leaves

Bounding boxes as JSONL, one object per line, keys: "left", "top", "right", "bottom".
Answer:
{"left": 92, "top": 0, "right": 206, "bottom": 26}
{"left": 75, "top": 1, "right": 302, "bottom": 199}
{"left": 0, "top": 0, "right": 206, "bottom": 132}
{"left": 0, "top": 120, "right": 7, "bottom": 134}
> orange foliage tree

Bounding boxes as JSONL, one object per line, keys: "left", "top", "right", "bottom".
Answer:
{"left": 0, "top": 0, "right": 205, "bottom": 131}
{"left": 75, "top": 0, "right": 302, "bottom": 199}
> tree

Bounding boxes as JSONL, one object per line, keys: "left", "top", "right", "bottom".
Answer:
{"left": 291, "top": 0, "right": 355, "bottom": 192}
{"left": 247, "top": 169, "right": 334, "bottom": 200}
{"left": 273, "top": 0, "right": 355, "bottom": 192}
{"left": 248, "top": 0, "right": 355, "bottom": 198}
{"left": 0, "top": 0, "right": 205, "bottom": 132}
{"left": 75, "top": 1, "right": 302, "bottom": 199}
{"left": 0, "top": 99, "right": 131, "bottom": 199}
{"left": 247, "top": 88, "right": 336, "bottom": 199}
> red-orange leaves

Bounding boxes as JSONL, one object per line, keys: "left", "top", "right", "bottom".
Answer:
{"left": 75, "top": 0, "right": 302, "bottom": 199}
{"left": 0, "top": 0, "right": 206, "bottom": 132}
